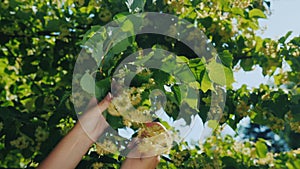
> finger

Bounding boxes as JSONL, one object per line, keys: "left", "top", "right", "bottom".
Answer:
{"left": 126, "top": 139, "right": 143, "bottom": 158}
{"left": 140, "top": 156, "right": 160, "bottom": 169}
{"left": 97, "top": 93, "right": 113, "bottom": 113}
{"left": 121, "top": 156, "right": 160, "bottom": 169}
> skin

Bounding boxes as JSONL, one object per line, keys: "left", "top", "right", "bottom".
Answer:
{"left": 37, "top": 93, "right": 159, "bottom": 169}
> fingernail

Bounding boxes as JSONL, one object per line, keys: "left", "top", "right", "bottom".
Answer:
{"left": 106, "top": 92, "right": 113, "bottom": 101}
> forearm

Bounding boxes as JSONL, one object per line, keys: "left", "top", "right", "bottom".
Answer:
{"left": 37, "top": 123, "right": 94, "bottom": 169}
{"left": 38, "top": 95, "right": 112, "bottom": 169}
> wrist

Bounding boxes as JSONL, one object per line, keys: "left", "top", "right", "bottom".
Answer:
{"left": 73, "top": 122, "right": 95, "bottom": 147}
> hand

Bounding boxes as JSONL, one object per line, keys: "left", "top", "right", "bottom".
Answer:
{"left": 120, "top": 122, "right": 170, "bottom": 169}
{"left": 121, "top": 156, "right": 160, "bottom": 169}
{"left": 77, "top": 93, "right": 112, "bottom": 142}
{"left": 83, "top": 95, "right": 162, "bottom": 169}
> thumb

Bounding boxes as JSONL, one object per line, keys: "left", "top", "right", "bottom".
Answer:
{"left": 97, "top": 93, "right": 113, "bottom": 113}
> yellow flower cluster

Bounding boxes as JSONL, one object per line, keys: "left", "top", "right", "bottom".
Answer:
{"left": 290, "top": 121, "right": 300, "bottom": 133}
{"left": 95, "top": 144, "right": 110, "bottom": 156}
{"left": 164, "top": 0, "right": 185, "bottom": 14}
{"left": 137, "top": 132, "right": 172, "bottom": 155}
{"left": 263, "top": 41, "right": 280, "bottom": 59}
{"left": 109, "top": 89, "right": 153, "bottom": 123}
{"left": 96, "top": 139, "right": 118, "bottom": 155}
{"left": 291, "top": 148, "right": 300, "bottom": 155}
{"left": 256, "top": 152, "right": 274, "bottom": 166}
{"left": 71, "top": 92, "right": 85, "bottom": 108}
{"left": 10, "top": 135, "right": 31, "bottom": 149}
{"left": 236, "top": 100, "right": 250, "bottom": 117}
{"left": 171, "top": 150, "right": 188, "bottom": 167}
{"left": 129, "top": 87, "right": 142, "bottom": 106}
{"left": 288, "top": 43, "right": 300, "bottom": 57}
{"left": 92, "top": 162, "right": 104, "bottom": 169}
{"left": 35, "top": 126, "right": 49, "bottom": 142}
{"left": 233, "top": 0, "right": 251, "bottom": 9}
{"left": 286, "top": 111, "right": 300, "bottom": 133}
{"left": 268, "top": 115, "right": 285, "bottom": 131}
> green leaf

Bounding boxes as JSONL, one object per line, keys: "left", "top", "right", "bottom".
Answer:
{"left": 231, "top": 7, "right": 244, "bottom": 16}
{"left": 171, "top": 84, "right": 181, "bottom": 104}
{"left": 249, "top": 9, "right": 266, "bottom": 18}
{"left": 279, "top": 31, "right": 293, "bottom": 44}
{"left": 176, "top": 56, "right": 189, "bottom": 63}
{"left": 199, "top": 16, "right": 213, "bottom": 28}
{"left": 106, "top": 113, "right": 124, "bottom": 129}
{"left": 121, "top": 19, "right": 134, "bottom": 34}
{"left": 175, "top": 68, "right": 196, "bottom": 83}
{"left": 206, "top": 61, "right": 234, "bottom": 87}
{"left": 255, "top": 36, "right": 263, "bottom": 52}
{"left": 110, "top": 38, "right": 131, "bottom": 55}
{"left": 240, "top": 58, "right": 254, "bottom": 71}
{"left": 291, "top": 104, "right": 300, "bottom": 121}
{"left": 219, "top": 50, "right": 233, "bottom": 67}
{"left": 188, "top": 81, "right": 200, "bottom": 89}
{"left": 125, "top": 0, "right": 145, "bottom": 13}
{"left": 95, "top": 78, "right": 111, "bottom": 100}
{"left": 255, "top": 140, "right": 268, "bottom": 158}
{"left": 80, "top": 72, "right": 95, "bottom": 95}
{"left": 224, "top": 66, "right": 235, "bottom": 87}
{"left": 16, "top": 11, "right": 31, "bottom": 20}
{"left": 207, "top": 120, "right": 218, "bottom": 129}
{"left": 201, "top": 72, "right": 213, "bottom": 92}
{"left": 222, "top": 156, "right": 238, "bottom": 168}
{"left": 45, "top": 19, "right": 61, "bottom": 32}
{"left": 160, "top": 120, "right": 171, "bottom": 130}
{"left": 207, "top": 61, "right": 225, "bottom": 85}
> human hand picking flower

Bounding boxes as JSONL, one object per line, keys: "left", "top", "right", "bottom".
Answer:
{"left": 38, "top": 93, "right": 160, "bottom": 169}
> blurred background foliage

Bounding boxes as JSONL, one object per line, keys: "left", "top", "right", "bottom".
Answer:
{"left": 0, "top": 0, "right": 299, "bottom": 168}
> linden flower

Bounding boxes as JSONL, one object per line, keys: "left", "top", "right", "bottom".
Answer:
{"left": 292, "top": 148, "right": 300, "bottom": 154}
{"left": 137, "top": 133, "right": 172, "bottom": 155}
{"left": 233, "top": 141, "right": 244, "bottom": 152}
{"left": 95, "top": 144, "right": 109, "bottom": 156}
{"left": 10, "top": 135, "right": 30, "bottom": 149}
{"left": 35, "top": 126, "right": 49, "bottom": 142}
{"left": 112, "top": 90, "right": 132, "bottom": 112}
{"left": 242, "top": 147, "right": 251, "bottom": 156}
{"left": 290, "top": 121, "right": 300, "bottom": 133}
{"left": 130, "top": 93, "right": 141, "bottom": 106}
{"left": 71, "top": 92, "right": 85, "bottom": 108}
{"left": 97, "top": 139, "right": 118, "bottom": 153}
{"left": 256, "top": 152, "right": 274, "bottom": 165}
{"left": 134, "top": 107, "right": 153, "bottom": 122}
{"left": 107, "top": 103, "right": 121, "bottom": 116}
{"left": 171, "top": 151, "right": 186, "bottom": 167}
{"left": 92, "top": 162, "right": 104, "bottom": 169}
{"left": 123, "top": 119, "right": 132, "bottom": 127}
{"left": 120, "top": 106, "right": 152, "bottom": 123}
{"left": 138, "top": 123, "right": 165, "bottom": 137}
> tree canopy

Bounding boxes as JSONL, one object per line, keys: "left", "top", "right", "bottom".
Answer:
{"left": 0, "top": 0, "right": 300, "bottom": 168}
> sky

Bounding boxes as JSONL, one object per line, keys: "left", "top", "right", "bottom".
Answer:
{"left": 233, "top": 0, "right": 300, "bottom": 89}
{"left": 259, "top": 0, "right": 300, "bottom": 39}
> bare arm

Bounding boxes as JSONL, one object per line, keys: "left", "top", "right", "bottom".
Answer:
{"left": 37, "top": 94, "right": 111, "bottom": 169}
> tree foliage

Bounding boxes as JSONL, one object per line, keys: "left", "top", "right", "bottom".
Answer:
{"left": 0, "top": 0, "right": 300, "bottom": 168}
